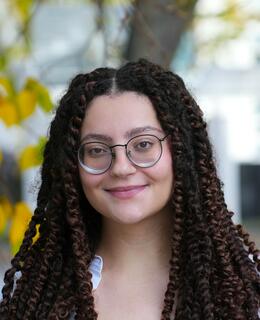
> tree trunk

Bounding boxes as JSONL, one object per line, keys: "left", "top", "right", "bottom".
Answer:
{"left": 124, "top": 0, "right": 198, "bottom": 68}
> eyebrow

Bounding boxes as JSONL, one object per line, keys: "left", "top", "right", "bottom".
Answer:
{"left": 81, "top": 126, "right": 163, "bottom": 143}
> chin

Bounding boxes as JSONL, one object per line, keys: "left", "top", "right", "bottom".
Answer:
{"left": 113, "top": 217, "right": 148, "bottom": 226}
{"left": 103, "top": 207, "right": 155, "bottom": 225}
{"left": 117, "top": 215, "right": 148, "bottom": 225}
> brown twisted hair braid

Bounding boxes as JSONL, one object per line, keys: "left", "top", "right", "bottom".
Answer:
{"left": 1, "top": 59, "right": 259, "bottom": 319}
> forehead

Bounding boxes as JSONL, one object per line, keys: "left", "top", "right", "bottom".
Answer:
{"left": 80, "top": 91, "right": 162, "bottom": 138}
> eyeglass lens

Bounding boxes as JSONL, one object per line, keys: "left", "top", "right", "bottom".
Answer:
{"left": 78, "top": 134, "right": 165, "bottom": 174}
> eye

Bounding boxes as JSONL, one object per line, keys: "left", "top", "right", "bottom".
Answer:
{"left": 134, "top": 140, "right": 154, "bottom": 151}
{"left": 89, "top": 148, "right": 105, "bottom": 155}
{"left": 85, "top": 144, "right": 110, "bottom": 158}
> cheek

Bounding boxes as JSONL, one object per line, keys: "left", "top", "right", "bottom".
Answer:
{"left": 155, "top": 148, "right": 174, "bottom": 187}
{"left": 79, "top": 173, "right": 107, "bottom": 215}
{"left": 79, "top": 168, "right": 102, "bottom": 197}
{"left": 161, "top": 144, "right": 173, "bottom": 171}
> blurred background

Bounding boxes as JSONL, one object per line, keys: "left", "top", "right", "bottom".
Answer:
{"left": 0, "top": 0, "right": 260, "bottom": 283}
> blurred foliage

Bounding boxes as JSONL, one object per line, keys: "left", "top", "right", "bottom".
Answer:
{"left": 0, "top": 76, "right": 52, "bottom": 126}
{"left": 0, "top": 0, "right": 259, "bottom": 255}
{"left": 19, "top": 136, "right": 47, "bottom": 171}
{"left": 10, "top": 0, "right": 35, "bottom": 23}
{"left": 0, "top": 0, "right": 52, "bottom": 254}
{"left": 194, "top": 0, "right": 260, "bottom": 55}
{"left": 0, "top": 197, "right": 39, "bottom": 255}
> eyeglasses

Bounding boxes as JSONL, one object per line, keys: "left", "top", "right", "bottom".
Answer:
{"left": 78, "top": 134, "right": 169, "bottom": 174}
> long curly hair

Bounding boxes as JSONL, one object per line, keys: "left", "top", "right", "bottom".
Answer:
{"left": 1, "top": 59, "right": 259, "bottom": 319}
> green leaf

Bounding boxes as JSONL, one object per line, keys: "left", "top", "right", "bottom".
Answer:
{"left": 36, "top": 136, "right": 47, "bottom": 163}
{"left": 11, "top": 0, "right": 34, "bottom": 23}
{"left": 0, "top": 54, "right": 9, "bottom": 71}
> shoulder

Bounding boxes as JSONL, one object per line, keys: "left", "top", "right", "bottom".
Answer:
{"left": 69, "top": 255, "right": 103, "bottom": 319}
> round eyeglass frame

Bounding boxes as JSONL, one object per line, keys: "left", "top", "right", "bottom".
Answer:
{"left": 78, "top": 133, "right": 170, "bottom": 175}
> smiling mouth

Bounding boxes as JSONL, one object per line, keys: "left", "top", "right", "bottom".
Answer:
{"left": 105, "top": 185, "right": 148, "bottom": 199}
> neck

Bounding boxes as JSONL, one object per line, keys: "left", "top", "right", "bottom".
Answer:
{"left": 95, "top": 208, "right": 172, "bottom": 275}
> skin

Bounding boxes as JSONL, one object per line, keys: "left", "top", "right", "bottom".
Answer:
{"left": 79, "top": 91, "right": 175, "bottom": 319}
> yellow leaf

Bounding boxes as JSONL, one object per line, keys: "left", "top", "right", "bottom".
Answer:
{"left": 25, "top": 78, "right": 53, "bottom": 112}
{"left": 0, "top": 77, "right": 15, "bottom": 96}
{"left": 16, "top": 89, "right": 37, "bottom": 120}
{"left": 19, "top": 145, "right": 42, "bottom": 171}
{"left": 0, "top": 149, "right": 3, "bottom": 164}
{"left": 9, "top": 202, "right": 32, "bottom": 250}
{"left": 0, "top": 97, "right": 19, "bottom": 126}
{"left": 11, "top": 243, "right": 22, "bottom": 256}
{"left": 0, "top": 196, "right": 13, "bottom": 235}
{"left": 0, "top": 204, "right": 8, "bottom": 234}
{"left": 32, "top": 224, "right": 40, "bottom": 244}
{"left": 0, "top": 196, "right": 13, "bottom": 219}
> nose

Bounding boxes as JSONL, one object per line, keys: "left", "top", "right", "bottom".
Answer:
{"left": 109, "top": 146, "right": 136, "bottom": 177}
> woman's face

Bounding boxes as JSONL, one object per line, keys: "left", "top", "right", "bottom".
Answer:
{"left": 79, "top": 91, "right": 174, "bottom": 225}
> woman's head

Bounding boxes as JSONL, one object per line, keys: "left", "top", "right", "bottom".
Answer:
{"left": 48, "top": 59, "right": 208, "bottom": 248}
{"left": 50, "top": 59, "right": 203, "bottom": 206}
{"left": 78, "top": 91, "right": 174, "bottom": 226}
{"left": 1, "top": 59, "right": 259, "bottom": 320}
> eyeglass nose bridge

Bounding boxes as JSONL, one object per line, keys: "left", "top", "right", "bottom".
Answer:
{"left": 109, "top": 143, "right": 130, "bottom": 160}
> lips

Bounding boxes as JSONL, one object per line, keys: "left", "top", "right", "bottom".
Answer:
{"left": 105, "top": 185, "right": 147, "bottom": 199}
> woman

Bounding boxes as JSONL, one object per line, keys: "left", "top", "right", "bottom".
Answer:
{"left": 0, "top": 59, "right": 259, "bottom": 319}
